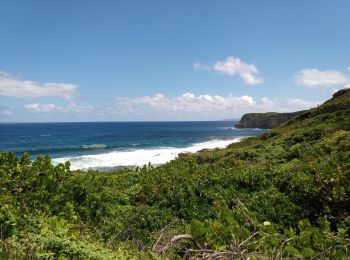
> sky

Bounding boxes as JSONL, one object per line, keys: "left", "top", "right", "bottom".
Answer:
{"left": 0, "top": 0, "right": 349, "bottom": 122}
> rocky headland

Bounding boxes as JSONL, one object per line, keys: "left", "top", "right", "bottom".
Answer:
{"left": 234, "top": 111, "right": 304, "bottom": 129}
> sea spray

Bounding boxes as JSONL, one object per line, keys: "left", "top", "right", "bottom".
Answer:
{"left": 52, "top": 138, "right": 244, "bottom": 170}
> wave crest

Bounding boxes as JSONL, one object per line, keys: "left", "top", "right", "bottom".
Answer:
{"left": 81, "top": 144, "right": 107, "bottom": 149}
{"left": 52, "top": 138, "right": 244, "bottom": 170}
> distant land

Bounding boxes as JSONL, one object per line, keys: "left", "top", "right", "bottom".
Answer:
{"left": 234, "top": 111, "right": 305, "bottom": 129}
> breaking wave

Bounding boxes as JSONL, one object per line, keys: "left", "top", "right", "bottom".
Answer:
{"left": 52, "top": 137, "right": 244, "bottom": 170}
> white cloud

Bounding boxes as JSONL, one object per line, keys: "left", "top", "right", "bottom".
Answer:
{"left": 193, "top": 62, "right": 210, "bottom": 71}
{"left": 18, "top": 93, "right": 320, "bottom": 121}
{"left": 0, "top": 106, "right": 12, "bottom": 115}
{"left": 24, "top": 103, "right": 94, "bottom": 113}
{"left": 24, "top": 103, "right": 58, "bottom": 112}
{"left": 1, "top": 110, "right": 12, "bottom": 115}
{"left": 261, "top": 97, "right": 275, "bottom": 108}
{"left": 295, "top": 68, "right": 350, "bottom": 88}
{"left": 115, "top": 93, "right": 319, "bottom": 119}
{"left": 116, "top": 93, "right": 256, "bottom": 113}
{"left": 65, "top": 102, "right": 95, "bottom": 113}
{"left": 286, "top": 98, "right": 320, "bottom": 108}
{"left": 194, "top": 56, "right": 263, "bottom": 85}
{"left": 0, "top": 71, "right": 78, "bottom": 100}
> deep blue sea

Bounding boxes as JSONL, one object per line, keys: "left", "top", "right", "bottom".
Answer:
{"left": 0, "top": 121, "right": 266, "bottom": 170}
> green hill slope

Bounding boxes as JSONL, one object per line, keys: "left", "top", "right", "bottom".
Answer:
{"left": 1, "top": 89, "right": 350, "bottom": 259}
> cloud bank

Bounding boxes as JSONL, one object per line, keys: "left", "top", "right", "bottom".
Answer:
{"left": 24, "top": 103, "right": 58, "bottom": 113}
{"left": 0, "top": 71, "right": 78, "bottom": 100}
{"left": 194, "top": 56, "right": 263, "bottom": 85}
{"left": 296, "top": 68, "right": 350, "bottom": 89}
{"left": 115, "top": 93, "right": 319, "bottom": 119}
{"left": 116, "top": 93, "right": 256, "bottom": 112}
{"left": 1, "top": 92, "right": 320, "bottom": 122}
{"left": 24, "top": 103, "right": 94, "bottom": 113}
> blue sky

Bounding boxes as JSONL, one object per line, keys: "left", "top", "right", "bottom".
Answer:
{"left": 0, "top": 0, "right": 349, "bottom": 122}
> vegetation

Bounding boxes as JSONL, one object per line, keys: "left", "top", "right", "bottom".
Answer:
{"left": 234, "top": 111, "right": 305, "bottom": 129}
{"left": 1, "top": 89, "right": 350, "bottom": 259}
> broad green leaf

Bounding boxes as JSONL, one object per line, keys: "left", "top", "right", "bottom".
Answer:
{"left": 298, "top": 219, "right": 311, "bottom": 231}
{"left": 319, "top": 216, "right": 330, "bottom": 232}
{"left": 190, "top": 219, "right": 207, "bottom": 240}
{"left": 220, "top": 208, "right": 236, "bottom": 225}
{"left": 301, "top": 247, "right": 315, "bottom": 257}
{"left": 286, "top": 245, "right": 301, "bottom": 257}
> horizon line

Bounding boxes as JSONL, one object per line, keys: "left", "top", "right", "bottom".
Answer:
{"left": 0, "top": 119, "right": 241, "bottom": 124}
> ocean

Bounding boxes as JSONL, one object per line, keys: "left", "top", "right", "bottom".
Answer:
{"left": 0, "top": 121, "right": 266, "bottom": 170}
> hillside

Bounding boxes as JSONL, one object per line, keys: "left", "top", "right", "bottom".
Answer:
{"left": 234, "top": 111, "right": 305, "bottom": 129}
{"left": 1, "top": 89, "right": 350, "bottom": 259}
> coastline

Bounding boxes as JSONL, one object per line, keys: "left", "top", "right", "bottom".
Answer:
{"left": 52, "top": 137, "right": 246, "bottom": 171}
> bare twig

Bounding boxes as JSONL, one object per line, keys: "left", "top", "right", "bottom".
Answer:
{"left": 234, "top": 196, "right": 258, "bottom": 225}
{"left": 311, "top": 242, "right": 350, "bottom": 260}
{"left": 155, "top": 234, "right": 192, "bottom": 254}
{"left": 238, "top": 231, "right": 259, "bottom": 247}
{"left": 274, "top": 237, "right": 295, "bottom": 260}
{"left": 152, "top": 217, "right": 182, "bottom": 253}
{"left": 152, "top": 233, "right": 163, "bottom": 252}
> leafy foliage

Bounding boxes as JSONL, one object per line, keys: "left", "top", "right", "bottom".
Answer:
{"left": 187, "top": 204, "right": 350, "bottom": 259}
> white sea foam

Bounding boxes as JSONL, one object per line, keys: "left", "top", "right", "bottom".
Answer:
{"left": 81, "top": 144, "right": 107, "bottom": 149}
{"left": 218, "top": 126, "right": 263, "bottom": 130}
{"left": 52, "top": 137, "right": 244, "bottom": 170}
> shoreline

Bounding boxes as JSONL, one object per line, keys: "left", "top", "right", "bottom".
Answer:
{"left": 52, "top": 137, "right": 246, "bottom": 171}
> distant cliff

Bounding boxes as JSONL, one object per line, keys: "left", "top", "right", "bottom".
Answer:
{"left": 234, "top": 111, "right": 304, "bottom": 129}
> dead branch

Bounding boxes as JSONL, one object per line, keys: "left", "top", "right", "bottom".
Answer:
{"left": 311, "top": 242, "right": 350, "bottom": 260}
{"left": 152, "top": 233, "right": 163, "bottom": 252}
{"left": 238, "top": 231, "right": 259, "bottom": 247}
{"left": 153, "top": 233, "right": 193, "bottom": 254}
